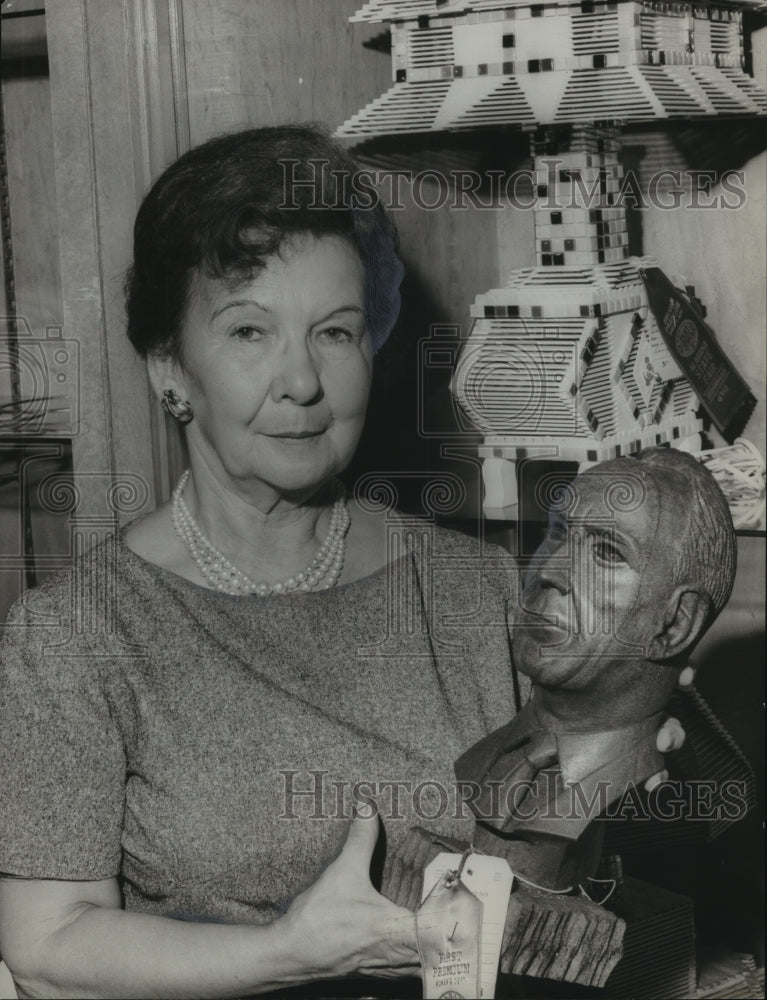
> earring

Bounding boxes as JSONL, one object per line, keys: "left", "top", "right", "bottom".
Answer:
{"left": 161, "top": 388, "right": 193, "bottom": 424}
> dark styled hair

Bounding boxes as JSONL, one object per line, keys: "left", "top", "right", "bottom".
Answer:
{"left": 125, "top": 124, "right": 403, "bottom": 360}
{"left": 634, "top": 447, "right": 737, "bottom": 624}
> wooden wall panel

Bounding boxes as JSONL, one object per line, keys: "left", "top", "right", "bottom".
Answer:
{"left": 45, "top": 0, "right": 118, "bottom": 518}
{"left": 2, "top": 72, "right": 62, "bottom": 344}
{"left": 43, "top": 0, "right": 192, "bottom": 516}
{"left": 182, "top": 0, "right": 391, "bottom": 142}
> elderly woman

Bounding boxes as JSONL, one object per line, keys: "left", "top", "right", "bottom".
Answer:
{"left": 0, "top": 125, "right": 680, "bottom": 999}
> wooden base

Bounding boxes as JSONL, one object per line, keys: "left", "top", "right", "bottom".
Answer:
{"left": 499, "top": 882, "right": 625, "bottom": 988}
{"left": 383, "top": 827, "right": 626, "bottom": 989}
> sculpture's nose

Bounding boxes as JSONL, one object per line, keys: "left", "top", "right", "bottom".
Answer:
{"left": 526, "top": 535, "right": 572, "bottom": 597}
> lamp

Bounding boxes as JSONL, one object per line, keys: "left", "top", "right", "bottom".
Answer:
{"left": 338, "top": 0, "right": 765, "bottom": 517}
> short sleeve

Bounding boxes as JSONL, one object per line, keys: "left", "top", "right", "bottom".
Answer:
{"left": 0, "top": 584, "right": 126, "bottom": 879}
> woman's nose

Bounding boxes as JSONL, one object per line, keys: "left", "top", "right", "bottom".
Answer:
{"left": 269, "top": 340, "right": 323, "bottom": 405}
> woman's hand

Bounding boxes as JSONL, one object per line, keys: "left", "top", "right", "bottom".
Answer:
{"left": 278, "top": 809, "right": 420, "bottom": 981}
{"left": 0, "top": 814, "right": 418, "bottom": 999}
{"left": 645, "top": 716, "right": 685, "bottom": 790}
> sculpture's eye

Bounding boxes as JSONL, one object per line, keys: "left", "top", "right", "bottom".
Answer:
{"left": 588, "top": 532, "right": 626, "bottom": 565}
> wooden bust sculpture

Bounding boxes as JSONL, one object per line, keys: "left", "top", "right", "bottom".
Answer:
{"left": 387, "top": 448, "right": 737, "bottom": 989}
{"left": 456, "top": 446, "right": 737, "bottom": 891}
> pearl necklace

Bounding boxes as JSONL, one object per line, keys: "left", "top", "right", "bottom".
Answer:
{"left": 171, "top": 469, "right": 349, "bottom": 596}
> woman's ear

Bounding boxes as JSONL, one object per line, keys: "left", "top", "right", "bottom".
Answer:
{"left": 146, "top": 351, "right": 181, "bottom": 401}
{"left": 647, "top": 587, "right": 711, "bottom": 661}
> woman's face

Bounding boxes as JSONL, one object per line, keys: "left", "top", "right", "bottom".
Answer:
{"left": 168, "top": 233, "right": 372, "bottom": 499}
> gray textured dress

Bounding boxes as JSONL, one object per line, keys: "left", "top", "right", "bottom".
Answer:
{"left": 0, "top": 519, "right": 523, "bottom": 926}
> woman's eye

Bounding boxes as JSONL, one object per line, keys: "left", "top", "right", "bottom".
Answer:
{"left": 316, "top": 326, "right": 354, "bottom": 345}
{"left": 314, "top": 326, "right": 364, "bottom": 358}
{"left": 231, "top": 325, "right": 265, "bottom": 342}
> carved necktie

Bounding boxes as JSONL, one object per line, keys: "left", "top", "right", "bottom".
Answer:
{"left": 470, "top": 730, "right": 560, "bottom": 832}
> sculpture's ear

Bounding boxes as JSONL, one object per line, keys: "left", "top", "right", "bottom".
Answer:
{"left": 647, "top": 587, "right": 711, "bottom": 661}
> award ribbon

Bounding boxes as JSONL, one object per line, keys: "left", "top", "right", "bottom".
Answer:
{"left": 640, "top": 267, "right": 755, "bottom": 441}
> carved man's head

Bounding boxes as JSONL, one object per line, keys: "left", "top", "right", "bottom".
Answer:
{"left": 510, "top": 448, "right": 736, "bottom": 695}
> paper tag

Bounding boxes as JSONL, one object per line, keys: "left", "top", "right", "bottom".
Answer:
{"left": 417, "top": 863, "right": 482, "bottom": 999}
{"left": 421, "top": 852, "right": 514, "bottom": 999}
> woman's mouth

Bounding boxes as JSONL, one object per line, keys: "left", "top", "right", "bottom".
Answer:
{"left": 266, "top": 430, "right": 325, "bottom": 440}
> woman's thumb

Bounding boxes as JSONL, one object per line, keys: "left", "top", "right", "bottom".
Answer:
{"left": 335, "top": 802, "right": 380, "bottom": 881}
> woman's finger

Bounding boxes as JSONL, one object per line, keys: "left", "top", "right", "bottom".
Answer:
{"left": 657, "top": 716, "right": 685, "bottom": 753}
{"left": 678, "top": 665, "right": 696, "bottom": 688}
{"left": 331, "top": 808, "right": 381, "bottom": 883}
{"left": 644, "top": 769, "right": 669, "bottom": 793}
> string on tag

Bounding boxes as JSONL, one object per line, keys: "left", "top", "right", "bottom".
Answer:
{"left": 442, "top": 845, "right": 474, "bottom": 889}
{"left": 581, "top": 876, "right": 618, "bottom": 906}
{"left": 512, "top": 871, "right": 574, "bottom": 895}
